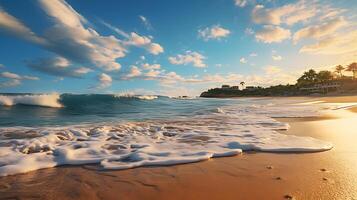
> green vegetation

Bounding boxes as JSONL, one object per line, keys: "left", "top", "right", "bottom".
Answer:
{"left": 200, "top": 62, "right": 357, "bottom": 97}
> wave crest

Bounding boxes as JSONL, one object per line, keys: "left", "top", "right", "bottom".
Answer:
{"left": 0, "top": 93, "right": 63, "bottom": 108}
{"left": 114, "top": 93, "right": 158, "bottom": 100}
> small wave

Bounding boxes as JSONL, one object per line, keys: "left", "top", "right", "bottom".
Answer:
{"left": 136, "top": 95, "right": 158, "bottom": 100}
{"left": 0, "top": 93, "right": 62, "bottom": 108}
{"left": 114, "top": 93, "right": 158, "bottom": 100}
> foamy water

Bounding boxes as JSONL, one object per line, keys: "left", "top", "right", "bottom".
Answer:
{"left": 0, "top": 94, "right": 338, "bottom": 176}
{"left": 0, "top": 93, "right": 62, "bottom": 108}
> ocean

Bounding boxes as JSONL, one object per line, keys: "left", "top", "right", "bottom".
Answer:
{"left": 0, "top": 93, "right": 334, "bottom": 176}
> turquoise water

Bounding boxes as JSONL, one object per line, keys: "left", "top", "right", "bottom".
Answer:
{"left": 0, "top": 94, "right": 241, "bottom": 127}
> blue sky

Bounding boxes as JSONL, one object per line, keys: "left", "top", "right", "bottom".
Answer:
{"left": 0, "top": 0, "right": 356, "bottom": 95}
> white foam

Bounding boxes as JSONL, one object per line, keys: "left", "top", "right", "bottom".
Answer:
{"left": 0, "top": 101, "right": 333, "bottom": 176}
{"left": 136, "top": 95, "right": 158, "bottom": 100}
{"left": 0, "top": 93, "right": 62, "bottom": 108}
{"left": 114, "top": 93, "right": 158, "bottom": 100}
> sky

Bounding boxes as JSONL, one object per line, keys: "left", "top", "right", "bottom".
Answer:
{"left": 0, "top": 0, "right": 356, "bottom": 96}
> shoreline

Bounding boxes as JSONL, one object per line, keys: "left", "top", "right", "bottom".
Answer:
{"left": 0, "top": 96, "right": 357, "bottom": 199}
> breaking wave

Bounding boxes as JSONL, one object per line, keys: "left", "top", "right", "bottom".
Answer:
{"left": 0, "top": 93, "right": 62, "bottom": 108}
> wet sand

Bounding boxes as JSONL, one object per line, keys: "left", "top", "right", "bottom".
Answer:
{"left": 1, "top": 96, "right": 357, "bottom": 200}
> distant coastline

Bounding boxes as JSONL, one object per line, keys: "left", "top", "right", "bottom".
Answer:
{"left": 201, "top": 63, "right": 357, "bottom": 98}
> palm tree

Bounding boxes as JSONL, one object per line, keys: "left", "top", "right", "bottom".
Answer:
{"left": 335, "top": 65, "right": 344, "bottom": 78}
{"left": 317, "top": 70, "right": 333, "bottom": 83}
{"left": 346, "top": 62, "right": 357, "bottom": 79}
{"left": 240, "top": 81, "right": 245, "bottom": 90}
{"left": 297, "top": 69, "right": 318, "bottom": 86}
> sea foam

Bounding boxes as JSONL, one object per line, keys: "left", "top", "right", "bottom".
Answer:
{"left": 114, "top": 93, "right": 158, "bottom": 100}
{"left": 0, "top": 93, "right": 62, "bottom": 108}
{"left": 0, "top": 102, "right": 333, "bottom": 176}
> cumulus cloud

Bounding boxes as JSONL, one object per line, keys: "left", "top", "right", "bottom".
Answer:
{"left": 0, "top": 71, "right": 39, "bottom": 88}
{"left": 122, "top": 66, "right": 142, "bottom": 80}
{"left": 96, "top": 73, "right": 112, "bottom": 89}
{"left": 168, "top": 51, "right": 206, "bottom": 68}
{"left": 102, "top": 21, "right": 164, "bottom": 55}
{"left": 198, "top": 25, "right": 231, "bottom": 41}
{"left": 255, "top": 25, "right": 291, "bottom": 43}
{"left": 142, "top": 63, "right": 161, "bottom": 70}
{"left": 252, "top": 1, "right": 316, "bottom": 26}
{"left": 74, "top": 67, "right": 93, "bottom": 75}
{"left": 293, "top": 17, "right": 347, "bottom": 43}
{"left": 125, "top": 32, "right": 163, "bottom": 55}
{"left": 27, "top": 57, "right": 92, "bottom": 78}
{"left": 240, "top": 57, "right": 247, "bottom": 64}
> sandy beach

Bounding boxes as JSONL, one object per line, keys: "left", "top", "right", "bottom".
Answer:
{"left": 1, "top": 96, "right": 357, "bottom": 200}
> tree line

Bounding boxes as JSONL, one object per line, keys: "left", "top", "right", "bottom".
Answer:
{"left": 297, "top": 62, "right": 357, "bottom": 86}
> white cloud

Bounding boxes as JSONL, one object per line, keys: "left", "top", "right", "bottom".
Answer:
{"left": 169, "top": 51, "right": 206, "bottom": 68}
{"left": 145, "top": 69, "right": 162, "bottom": 78}
{"left": 249, "top": 52, "right": 257, "bottom": 57}
{"left": 100, "top": 20, "right": 129, "bottom": 38}
{"left": 28, "top": 57, "right": 93, "bottom": 78}
{"left": 272, "top": 55, "right": 282, "bottom": 61}
{"left": 139, "top": 15, "right": 152, "bottom": 30}
{"left": 127, "top": 32, "right": 151, "bottom": 46}
{"left": 299, "top": 30, "right": 357, "bottom": 55}
{"left": 293, "top": 17, "right": 347, "bottom": 43}
{"left": 101, "top": 21, "right": 164, "bottom": 55}
{"left": 240, "top": 57, "right": 247, "bottom": 64}
{"left": 1, "top": 71, "right": 39, "bottom": 80}
{"left": 74, "top": 67, "right": 93, "bottom": 74}
{"left": 252, "top": 1, "right": 317, "bottom": 26}
{"left": 147, "top": 43, "right": 164, "bottom": 55}
{"left": 198, "top": 25, "right": 231, "bottom": 41}
{"left": 255, "top": 25, "right": 291, "bottom": 43}
{"left": 125, "top": 32, "right": 164, "bottom": 55}
{"left": 97, "top": 73, "right": 112, "bottom": 89}
{"left": 38, "top": 0, "right": 127, "bottom": 71}
{"left": 142, "top": 63, "right": 161, "bottom": 70}
{"left": 234, "top": 0, "right": 248, "bottom": 7}
{"left": 1, "top": 71, "right": 21, "bottom": 79}
{"left": 125, "top": 66, "right": 142, "bottom": 79}
{"left": 0, "top": 71, "right": 39, "bottom": 88}
{"left": 0, "top": 7, "right": 46, "bottom": 44}
{"left": 0, "top": 0, "right": 128, "bottom": 72}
